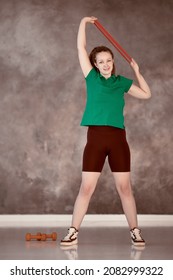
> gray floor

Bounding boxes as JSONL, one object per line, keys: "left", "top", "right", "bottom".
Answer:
{"left": 0, "top": 226, "right": 173, "bottom": 260}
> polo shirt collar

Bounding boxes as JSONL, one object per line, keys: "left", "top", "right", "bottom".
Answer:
{"left": 99, "top": 73, "right": 117, "bottom": 83}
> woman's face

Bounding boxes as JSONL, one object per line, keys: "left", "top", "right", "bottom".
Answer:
{"left": 95, "top": 51, "right": 114, "bottom": 78}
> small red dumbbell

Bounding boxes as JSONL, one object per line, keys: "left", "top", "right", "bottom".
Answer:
{"left": 41, "top": 232, "right": 57, "bottom": 241}
{"left": 25, "top": 232, "right": 57, "bottom": 241}
{"left": 25, "top": 232, "right": 42, "bottom": 241}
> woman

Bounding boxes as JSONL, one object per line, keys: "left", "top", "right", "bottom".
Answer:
{"left": 60, "top": 17, "right": 151, "bottom": 247}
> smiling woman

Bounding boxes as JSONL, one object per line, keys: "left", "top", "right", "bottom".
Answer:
{"left": 94, "top": 52, "right": 113, "bottom": 77}
{"left": 60, "top": 16, "right": 152, "bottom": 247}
{"left": 89, "top": 46, "right": 115, "bottom": 77}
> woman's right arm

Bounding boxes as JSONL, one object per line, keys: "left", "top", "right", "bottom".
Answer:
{"left": 77, "top": 17, "right": 97, "bottom": 77}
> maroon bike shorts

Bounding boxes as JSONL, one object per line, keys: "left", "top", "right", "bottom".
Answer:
{"left": 82, "top": 126, "right": 130, "bottom": 172}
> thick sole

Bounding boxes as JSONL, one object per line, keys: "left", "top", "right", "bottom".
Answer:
{"left": 131, "top": 240, "right": 145, "bottom": 247}
{"left": 60, "top": 239, "right": 78, "bottom": 246}
{"left": 60, "top": 244, "right": 78, "bottom": 251}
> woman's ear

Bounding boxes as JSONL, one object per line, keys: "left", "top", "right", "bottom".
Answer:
{"left": 94, "top": 62, "right": 98, "bottom": 68}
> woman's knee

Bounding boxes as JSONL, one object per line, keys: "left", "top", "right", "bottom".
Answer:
{"left": 79, "top": 181, "right": 96, "bottom": 197}
{"left": 117, "top": 182, "right": 133, "bottom": 197}
{"left": 79, "top": 172, "right": 100, "bottom": 197}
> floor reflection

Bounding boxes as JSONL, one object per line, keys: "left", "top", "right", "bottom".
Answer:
{"left": 60, "top": 245, "right": 78, "bottom": 260}
{"left": 0, "top": 226, "right": 172, "bottom": 260}
{"left": 130, "top": 245, "right": 145, "bottom": 260}
{"left": 25, "top": 241, "right": 57, "bottom": 250}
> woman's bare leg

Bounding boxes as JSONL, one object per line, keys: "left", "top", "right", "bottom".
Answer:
{"left": 71, "top": 171, "right": 100, "bottom": 230}
{"left": 113, "top": 172, "right": 138, "bottom": 229}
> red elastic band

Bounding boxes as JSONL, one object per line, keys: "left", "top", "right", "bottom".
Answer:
{"left": 94, "top": 20, "right": 132, "bottom": 63}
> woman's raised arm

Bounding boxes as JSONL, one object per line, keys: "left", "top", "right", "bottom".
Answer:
{"left": 77, "top": 17, "right": 97, "bottom": 77}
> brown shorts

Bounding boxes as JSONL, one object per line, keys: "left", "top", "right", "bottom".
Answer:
{"left": 82, "top": 126, "right": 130, "bottom": 172}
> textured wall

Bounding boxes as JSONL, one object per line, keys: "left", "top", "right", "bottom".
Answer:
{"left": 0, "top": 0, "right": 172, "bottom": 214}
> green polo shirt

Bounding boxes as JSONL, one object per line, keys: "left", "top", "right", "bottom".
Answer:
{"left": 80, "top": 68, "right": 133, "bottom": 129}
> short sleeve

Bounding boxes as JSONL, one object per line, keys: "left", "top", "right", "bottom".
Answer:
{"left": 85, "top": 68, "right": 98, "bottom": 81}
{"left": 118, "top": 75, "right": 133, "bottom": 93}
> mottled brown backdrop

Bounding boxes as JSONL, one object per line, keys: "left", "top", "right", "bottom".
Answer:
{"left": 0, "top": 0, "right": 172, "bottom": 214}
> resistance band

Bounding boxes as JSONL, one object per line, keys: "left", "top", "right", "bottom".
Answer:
{"left": 94, "top": 20, "right": 132, "bottom": 63}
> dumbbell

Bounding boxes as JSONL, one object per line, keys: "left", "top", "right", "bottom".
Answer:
{"left": 25, "top": 232, "right": 42, "bottom": 241}
{"left": 41, "top": 232, "right": 57, "bottom": 241}
{"left": 25, "top": 232, "right": 57, "bottom": 241}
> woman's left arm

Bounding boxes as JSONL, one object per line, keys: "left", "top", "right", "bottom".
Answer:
{"left": 128, "top": 58, "right": 151, "bottom": 99}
